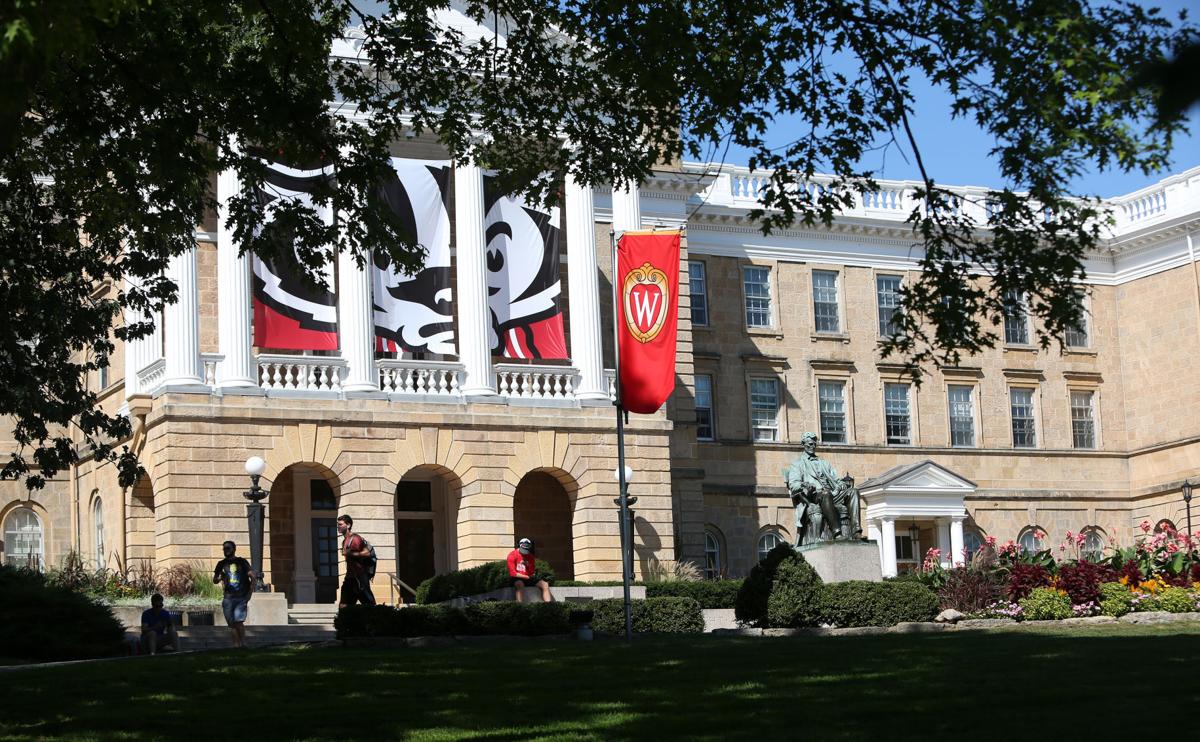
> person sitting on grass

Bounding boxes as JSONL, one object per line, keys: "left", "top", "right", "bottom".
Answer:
{"left": 140, "top": 593, "right": 179, "bottom": 655}
{"left": 507, "top": 537, "right": 552, "bottom": 603}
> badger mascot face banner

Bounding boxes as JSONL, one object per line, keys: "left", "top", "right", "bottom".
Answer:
{"left": 372, "top": 159, "right": 455, "bottom": 356}
{"left": 483, "top": 177, "right": 568, "bottom": 360}
{"left": 251, "top": 162, "right": 339, "bottom": 351}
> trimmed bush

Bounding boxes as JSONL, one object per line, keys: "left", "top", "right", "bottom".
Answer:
{"left": 1019, "top": 587, "right": 1072, "bottom": 620}
{"left": 645, "top": 580, "right": 743, "bottom": 609}
{"left": 1098, "top": 582, "right": 1134, "bottom": 617}
{"left": 1157, "top": 587, "right": 1197, "bottom": 613}
{"left": 0, "top": 565, "right": 126, "bottom": 662}
{"left": 590, "top": 597, "right": 704, "bottom": 634}
{"left": 823, "top": 581, "right": 938, "bottom": 627}
{"left": 765, "top": 559, "right": 825, "bottom": 628}
{"left": 736, "top": 544, "right": 806, "bottom": 627}
{"left": 415, "top": 559, "right": 556, "bottom": 604}
{"left": 336, "top": 601, "right": 571, "bottom": 638}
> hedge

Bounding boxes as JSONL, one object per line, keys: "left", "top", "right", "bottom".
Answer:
{"left": 736, "top": 544, "right": 817, "bottom": 628}
{"left": 336, "top": 601, "right": 573, "bottom": 638}
{"left": 0, "top": 565, "right": 126, "bottom": 662}
{"left": 590, "top": 597, "right": 705, "bottom": 634}
{"left": 766, "top": 559, "right": 826, "bottom": 628}
{"left": 821, "top": 580, "right": 939, "bottom": 628}
{"left": 645, "top": 580, "right": 743, "bottom": 609}
{"left": 415, "top": 559, "right": 556, "bottom": 604}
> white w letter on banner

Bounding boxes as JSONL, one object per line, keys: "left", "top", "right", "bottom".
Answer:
{"left": 632, "top": 291, "right": 660, "bottom": 327}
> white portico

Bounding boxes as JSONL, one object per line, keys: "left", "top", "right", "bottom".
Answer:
{"left": 858, "top": 460, "right": 975, "bottom": 577}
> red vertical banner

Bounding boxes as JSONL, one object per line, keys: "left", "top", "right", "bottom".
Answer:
{"left": 617, "top": 230, "right": 681, "bottom": 414}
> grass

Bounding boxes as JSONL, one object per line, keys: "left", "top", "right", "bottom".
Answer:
{"left": 1, "top": 624, "right": 1197, "bottom": 740}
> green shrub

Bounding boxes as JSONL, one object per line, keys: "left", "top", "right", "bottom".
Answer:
{"left": 822, "top": 581, "right": 939, "bottom": 627}
{"left": 1018, "top": 587, "right": 1072, "bottom": 620}
{"left": 1157, "top": 587, "right": 1196, "bottom": 613}
{"left": 590, "top": 597, "right": 704, "bottom": 634}
{"left": 336, "top": 601, "right": 571, "bottom": 638}
{"left": 765, "top": 558, "right": 825, "bottom": 628}
{"left": 415, "top": 559, "right": 556, "bottom": 604}
{"left": 0, "top": 565, "right": 126, "bottom": 662}
{"left": 645, "top": 579, "right": 743, "bottom": 609}
{"left": 1098, "top": 582, "right": 1134, "bottom": 617}
{"left": 736, "top": 544, "right": 806, "bottom": 627}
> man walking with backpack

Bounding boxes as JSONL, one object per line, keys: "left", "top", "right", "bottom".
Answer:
{"left": 336, "top": 514, "right": 376, "bottom": 608}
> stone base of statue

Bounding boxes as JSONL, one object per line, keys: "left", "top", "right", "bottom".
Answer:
{"left": 796, "top": 540, "right": 883, "bottom": 583}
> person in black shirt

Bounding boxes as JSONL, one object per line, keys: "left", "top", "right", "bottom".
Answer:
{"left": 213, "top": 540, "right": 255, "bottom": 648}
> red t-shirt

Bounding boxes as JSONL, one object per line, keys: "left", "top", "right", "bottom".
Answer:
{"left": 507, "top": 549, "right": 535, "bottom": 579}
{"left": 344, "top": 533, "right": 366, "bottom": 576}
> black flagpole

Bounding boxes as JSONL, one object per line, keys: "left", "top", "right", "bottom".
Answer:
{"left": 610, "top": 229, "right": 634, "bottom": 641}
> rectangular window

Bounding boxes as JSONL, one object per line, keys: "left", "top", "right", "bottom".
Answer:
{"left": 812, "top": 270, "right": 840, "bottom": 333}
{"left": 1071, "top": 390, "right": 1096, "bottom": 449}
{"left": 1010, "top": 387, "right": 1037, "bottom": 448}
{"left": 743, "top": 266, "right": 772, "bottom": 328}
{"left": 688, "top": 261, "right": 709, "bottom": 327}
{"left": 884, "top": 383, "right": 912, "bottom": 445}
{"left": 818, "top": 380, "right": 847, "bottom": 443}
{"left": 750, "top": 378, "right": 780, "bottom": 442}
{"left": 695, "top": 374, "right": 715, "bottom": 441}
{"left": 1004, "top": 289, "right": 1029, "bottom": 345}
{"left": 98, "top": 365, "right": 109, "bottom": 390}
{"left": 876, "top": 275, "right": 903, "bottom": 337}
{"left": 895, "top": 534, "right": 918, "bottom": 562}
{"left": 947, "top": 385, "right": 975, "bottom": 447}
{"left": 1065, "top": 292, "right": 1089, "bottom": 348}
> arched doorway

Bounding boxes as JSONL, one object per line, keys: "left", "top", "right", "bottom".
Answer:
{"left": 267, "top": 463, "right": 341, "bottom": 604}
{"left": 393, "top": 466, "right": 460, "bottom": 602}
{"left": 513, "top": 470, "right": 575, "bottom": 580}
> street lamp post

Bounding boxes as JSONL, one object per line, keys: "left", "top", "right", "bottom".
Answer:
{"left": 1183, "top": 479, "right": 1193, "bottom": 539}
{"left": 243, "top": 456, "right": 269, "bottom": 592}
{"left": 614, "top": 464, "right": 634, "bottom": 640}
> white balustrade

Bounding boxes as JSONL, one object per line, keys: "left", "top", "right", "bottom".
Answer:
{"left": 861, "top": 187, "right": 905, "bottom": 211}
{"left": 200, "top": 354, "right": 223, "bottom": 387}
{"left": 256, "top": 354, "right": 346, "bottom": 392}
{"left": 495, "top": 364, "right": 578, "bottom": 400}
{"left": 378, "top": 359, "right": 464, "bottom": 396}
{"left": 1119, "top": 187, "right": 1168, "bottom": 224}
{"left": 136, "top": 359, "right": 166, "bottom": 392}
{"left": 604, "top": 369, "right": 617, "bottom": 401}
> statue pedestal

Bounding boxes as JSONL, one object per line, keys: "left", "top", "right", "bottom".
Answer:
{"left": 797, "top": 540, "right": 883, "bottom": 583}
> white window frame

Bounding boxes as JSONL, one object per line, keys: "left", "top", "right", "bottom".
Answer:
{"left": 688, "top": 260, "right": 709, "bottom": 327}
{"left": 875, "top": 274, "right": 904, "bottom": 338}
{"left": 1069, "top": 388, "right": 1099, "bottom": 450}
{"left": 1064, "top": 290, "right": 1091, "bottom": 349}
{"left": 92, "top": 496, "right": 105, "bottom": 568}
{"left": 742, "top": 264, "right": 774, "bottom": 329}
{"left": 817, "top": 379, "right": 849, "bottom": 444}
{"left": 694, "top": 373, "right": 716, "bottom": 441}
{"left": 811, "top": 269, "right": 842, "bottom": 334}
{"left": 3, "top": 507, "right": 45, "bottom": 569}
{"left": 1018, "top": 526, "right": 1045, "bottom": 553}
{"left": 1003, "top": 289, "right": 1031, "bottom": 346}
{"left": 883, "top": 382, "right": 914, "bottom": 445}
{"left": 749, "top": 376, "right": 781, "bottom": 443}
{"left": 895, "top": 531, "right": 921, "bottom": 565}
{"left": 1008, "top": 386, "right": 1040, "bottom": 448}
{"left": 946, "top": 384, "right": 977, "bottom": 448}
{"left": 757, "top": 530, "right": 785, "bottom": 563}
{"left": 704, "top": 527, "right": 724, "bottom": 579}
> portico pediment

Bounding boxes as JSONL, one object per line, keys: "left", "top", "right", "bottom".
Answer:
{"left": 858, "top": 460, "right": 974, "bottom": 520}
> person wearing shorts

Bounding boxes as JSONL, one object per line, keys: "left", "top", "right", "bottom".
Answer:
{"left": 213, "top": 540, "right": 255, "bottom": 648}
{"left": 507, "top": 537, "right": 552, "bottom": 602}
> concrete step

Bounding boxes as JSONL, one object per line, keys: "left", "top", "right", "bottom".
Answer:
{"left": 287, "top": 603, "right": 338, "bottom": 626}
{"left": 174, "top": 625, "right": 337, "bottom": 650}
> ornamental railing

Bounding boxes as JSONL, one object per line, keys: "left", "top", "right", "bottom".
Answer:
{"left": 256, "top": 354, "right": 347, "bottom": 392}
{"left": 378, "top": 359, "right": 464, "bottom": 396}
{"left": 495, "top": 363, "right": 578, "bottom": 400}
{"left": 136, "top": 358, "right": 165, "bottom": 392}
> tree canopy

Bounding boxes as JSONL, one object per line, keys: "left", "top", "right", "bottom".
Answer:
{"left": 0, "top": 0, "right": 1194, "bottom": 488}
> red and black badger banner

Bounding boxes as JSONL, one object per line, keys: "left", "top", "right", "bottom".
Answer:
{"left": 251, "top": 163, "right": 339, "bottom": 351}
{"left": 483, "top": 177, "right": 567, "bottom": 360}
{"left": 372, "top": 158, "right": 455, "bottom": 355}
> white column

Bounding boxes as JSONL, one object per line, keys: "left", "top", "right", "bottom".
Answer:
{"left": 215, "top": 168, "right": 258, "bottom": 388}
{"left": 880, "top": 518, "right": 898, "bottom": 578}
{"left": 611, "top": 181, "right": 642, "bottom": 233}
{"left": 565, "top": 174, "right": 607, "bottom": 400}
{"left": 337, "top": 248, "right": 378, "bottom": 392}
{"left": 936, "top": 518, "right": 953, "bottom": 568}
{"left": 454, "top": 162, "right": 495, "bottom": 395}
{"left": 950, "top": 517, "right": 966, "bottom": 567}
{"left": 161, "top": 247, "right": 203, "bottom": 387}
{"left": 122, "top": 278, "right": 161, "bottom": 398}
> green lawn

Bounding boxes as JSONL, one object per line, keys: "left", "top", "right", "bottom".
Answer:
{"left": 2, "top": 624, "right": 1197, "bottom": 740}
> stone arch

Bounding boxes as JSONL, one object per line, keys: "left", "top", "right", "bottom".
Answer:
{"left": 513, "top": 468, "right": 578, "bottom": 580}
{"left": 1, "top": 500, "right": 50, "bottom": 570}
{"left": 266, "top": 460, "right": 342, "bottom": 604}
{"left": 391, "top": 464, "right": 465, "bottom": 601}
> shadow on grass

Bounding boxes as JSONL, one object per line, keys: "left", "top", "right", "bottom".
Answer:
{"left": 1, "top": 625, "right": 1198, "bottom": 740}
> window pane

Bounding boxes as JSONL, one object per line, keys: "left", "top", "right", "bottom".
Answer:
{"left": 4, "top": 508, "right": 44, "bottom": 569}
{"left": 743, "top": 266, "right": 771, "bottom": 328}
{"left": 812, "top": 270, "right": 840, "bottom": 333}
{"left": 947, "top": 385, "right": 975, "bottom": 447}
{"left": 93, "top": 500, "right": 104, "bottom": 566}
{"left": 1019, "top": 528, "right": 1043, "bottom": 553}
{"left": 750, "top": 378, "right": 779, "bottom": 442}
{"left": 876, "top": 275, "right": 902, "bottom": 337}
{"left": 688, "top": 261, "right": 709, "bottom": 326}
{"left": 1070, "top": 390, "right": 1095, "bottom": 449}
{"left": 757, "top": 532, "right": 783, "bottom": 562}
{"left": 884, "top": 383, "right": 911, "bottom": 444}
{"left": 695, "top": 374, "right": 715, "bottom": 440}
{"left": 704, "top": 531, "right": 722, "bottom": 579}
{"left": 1003, "top": 289, "right": 1029, "bottom": 345}
{"left": 1010, "top": 388, "right": 1037, "bottom": 448}
{"left": 1065, "top": 292, "right": 1089, "bottom": 347}
{"left": 818, "top": 380, "right": 846, "bottom": 443}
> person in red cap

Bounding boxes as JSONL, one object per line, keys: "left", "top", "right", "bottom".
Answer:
{"left": 507, "top": 537, "right": 552, "bottom": 602}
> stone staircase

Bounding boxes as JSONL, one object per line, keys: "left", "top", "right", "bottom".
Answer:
{"left": 174, "top": 625, "right": 336, "bottom": 651}
{"left": 288, "top": 603, "right": 339, "bottom": 627}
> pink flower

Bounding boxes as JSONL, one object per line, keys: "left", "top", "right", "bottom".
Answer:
{"left": 985, "top": 535, "right": 997, "bottom": 547}
{"left": 1065, "top": 530, "right": 1074, "bottom": 541}
{"left": 1140, "top": 520, "right": 1151, "bottom": 533}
